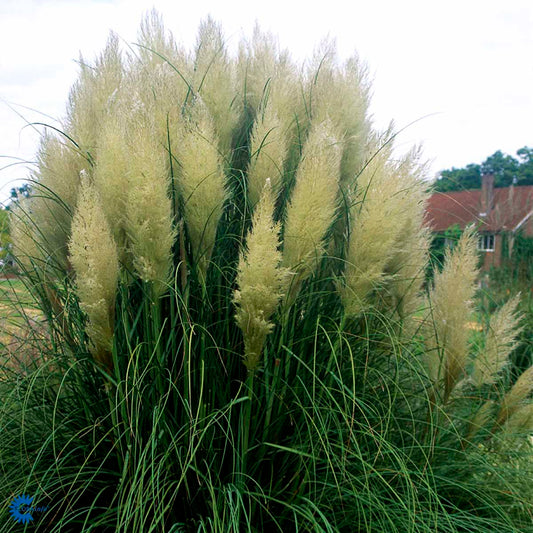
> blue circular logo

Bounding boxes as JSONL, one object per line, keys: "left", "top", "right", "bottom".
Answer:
{"left": 9, "top": 494, "right": 34, "bottom": 524}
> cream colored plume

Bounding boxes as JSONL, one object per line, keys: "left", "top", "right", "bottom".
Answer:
{"left": 93, "top": 110, "right": 130, "bottom": 265}
{"left": 234, "top": 181, "right": 286, "bottom": 371}
{"left": 282, "top": 119, "right": 341, "bottom": 295}
{"left": 306, "top": 43, "right": 371, "bottom": 185}
{"left": 472, "top": 295, "right": 523, "bottom": 386}
{"left": 67, "top": 32, "right": 123, "bottom": 156}
{"left": 497, "top": 366, "right": 533, "bottom": 426}
{"left": 502, "top": 402, "right": 533, "bottom": 435}
{"left": 137, "top": 9, "right": 188, "bottom": 69}
{"left": 424, "top": 227, "right": 479, "bottom": 401}
{"left": 237, "top": 25, "right": 299, "bottom": 118}
{"left": 69, "top": 180, "right": 119, "bottom": 368}
{"left": 193, "top": 17, "right": 238, "bottom": 157}
{"left": 176, "top": 100, "right": 226, "bottom": 280}
{"left": 134, "top": 10, "right": 190, "bottom": 159}
{"left": 247, "top": 99, "right": 288, "bottom": 208}
{"left": 341, "top": 150, "right": 410, "bottom": 316}
{"left": 382, "top": 149, "right": 431, "bottom": 327}
{"left": 238, "top": 26, "right": 281, "bottom": 110}
{"left": 30, "top": 135, "right": 87, "bottom": 269}
{"left": 124, "top": 117, "right": 176, "bottom": 295}
{"left": 238, "top": 26, "right": 301, "bottom": 190}
{"left": 27, "top": 34, "right": 121, "bottom": 272}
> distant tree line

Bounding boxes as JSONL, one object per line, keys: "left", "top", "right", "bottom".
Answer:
{"left": 0, "top": 183, "right": 31, "bottom": 266}
{"left": 433, "top": 147, "right": 533, "bottom": 192}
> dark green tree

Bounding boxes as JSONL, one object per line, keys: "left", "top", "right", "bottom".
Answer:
{"left": 434, "top": 163, "right": 481, "bottom": 192}
{"left": 434, "top": 147, "right": 533, "bottom": 192}
{"left": 516, "top": 146, "right": 533, "bottom": 185}
{"left": 481, "top": 150, "right": 519, "bottom": 186}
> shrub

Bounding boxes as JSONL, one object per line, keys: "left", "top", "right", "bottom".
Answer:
{"left": 1, "top": 12, "right": 532, "bottom": 532}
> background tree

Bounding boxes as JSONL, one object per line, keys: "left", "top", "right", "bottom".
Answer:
{"left": 6, "top": 183, "right": 31, "bottom": 210}
{"left": 434, "top": 146, "right": 533, "bottom": 192}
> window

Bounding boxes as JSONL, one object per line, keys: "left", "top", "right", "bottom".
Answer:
{"left": 477, "top": 234, "right": 495, "bottom": 252}
{"left": 444, "top": 237, "right": 455, "bottom": 249}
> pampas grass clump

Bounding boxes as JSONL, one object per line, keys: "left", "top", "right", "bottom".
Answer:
{"left": 1, "top": 12, "right": 531, "bottom": 532}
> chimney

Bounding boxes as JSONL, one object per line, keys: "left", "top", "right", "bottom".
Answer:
{"left": 480, "top": 173, "right": 494, "bottom": 217}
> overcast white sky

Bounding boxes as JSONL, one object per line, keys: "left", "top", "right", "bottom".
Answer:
{"left": 1, "top": 0, "right": 532, "bottom": 202}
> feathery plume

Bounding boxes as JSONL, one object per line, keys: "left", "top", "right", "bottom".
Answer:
{"left": 93, "top": 110, "right": 131, "bottom": 264}
{"left": 234, "top": 181, "right": 287, "bottom": 371}
{"left": 31, "top": 35, "right": 120, "bottom": 269}
{"left": 382, "top": 149, "right": 431, "bottom": 329}
{"left": 497, "top": 366, "right": 533, "bottom": 426}
{"left": 238, "top": 26, "right": 301, "bottom": 184}
{"left": 124, "top": 116, "right": 176, "bottom": 295}
{"left": 67, "top": 32, "right": 123, "bottom": 156}
{"left": 238, "top": 26, "right": 280, "bottom": 111}
{"left": 424, "top": 227, "right": 479, "bottom": 401}
{"left": 135, "top": 10, "right": 190, "bottom": 159}
{"left": 193, "top": 17, "right": 237, "bottom": 157}
{"left": 472, "top": 295, "right": 523, "bottom": 386}
{"left": 341, "top": 150, "right": 409, "bottom": 316}
{"left": 176, "top": 99, "right": 226, "bottom": 280}
{"left": 69, "top": 181, "right": 119, "bottom": 368}
{"left": 502, "top": 402, "right": 533, "bottom": 436}
{"left": 237, "top": 25, "right": 299, "bottom": 117}
{"left": 30, "top": 135, "right": 87, "bottom": 269}
{"left": 306, "top": 43, "right": 371, "bottom": 185}
{"left": 282, "top": 119, "right": 340, "bottom": 296}
{"left": 246, "top": 98, "right": 288, "bottom": 208}
{"left": 137, "top": 9, "right": 188, "bottom": 70}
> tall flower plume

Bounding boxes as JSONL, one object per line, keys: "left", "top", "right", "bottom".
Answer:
{"left": 175, "top": 99, "right": 226, "bottom": 280}
{"left": 341, "top": 148, "right": 410, "bottom": 316}
{"left": 282, "top": 119, "right": 341, "bottom": 300}
{"left": 497, "top": 366, "right": 533, "bottom": 426}
{"left": 124, "top": 114, "right": 176, "bottom": 295}
{"left": 234, "top": 181, "right": 287, "bottom": 371}
{"left": 193, "top": 17, "right": 238, "bottom": 157}
{"left": 424, "top": 227, "right": 479, "bottom": 401}
{"left": 472, "top": 294, "right": 523, "bottom": 386}
{"left": 69, "top": 180, "right": 119, "bottom": 369}
{"left": 305, "top": 42, "right": 371, "bottom": 186}
{"left": 246, "top": 98, "right": 288, "bottom": 208}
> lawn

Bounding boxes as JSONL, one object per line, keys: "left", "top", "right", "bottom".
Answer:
{"left": 0, "top": 277, "right": 43, "bottom": 369}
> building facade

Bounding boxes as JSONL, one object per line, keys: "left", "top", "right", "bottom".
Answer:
{"left": 426, "top": 174, "right": 533, "bottom": 271}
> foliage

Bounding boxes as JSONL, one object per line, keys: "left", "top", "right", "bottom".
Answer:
{"left": 434, "top": 147, "right": 533, "bottom": 192}
{"left": 1, "top": 13, "right": 532, "bottom": 532}
{"left": 479, "top": 233, "right": 533, "bottom": 375}
{"left": 501, "top": 232, "right": 533, "bottom": 283}
{"left": 0, "top": 209, "right": 10, "bottom": 264}
{"left": 427, "top": 223, "right": 463, "bottom": 279}
{"left": 7, "top": 183, "right": 31, "bottom": 207}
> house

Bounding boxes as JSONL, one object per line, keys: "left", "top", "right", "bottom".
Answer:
{"left": 426, "top": 174, "right": 533, "bottom": 271}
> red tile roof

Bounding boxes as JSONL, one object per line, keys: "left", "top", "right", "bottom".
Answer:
{"left": 426, "top": 185, "right": 533, "bottom": 233}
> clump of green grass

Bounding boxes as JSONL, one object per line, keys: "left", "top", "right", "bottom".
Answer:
{"left": 1, "top": 11, "right": 531, "bottom": 532}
